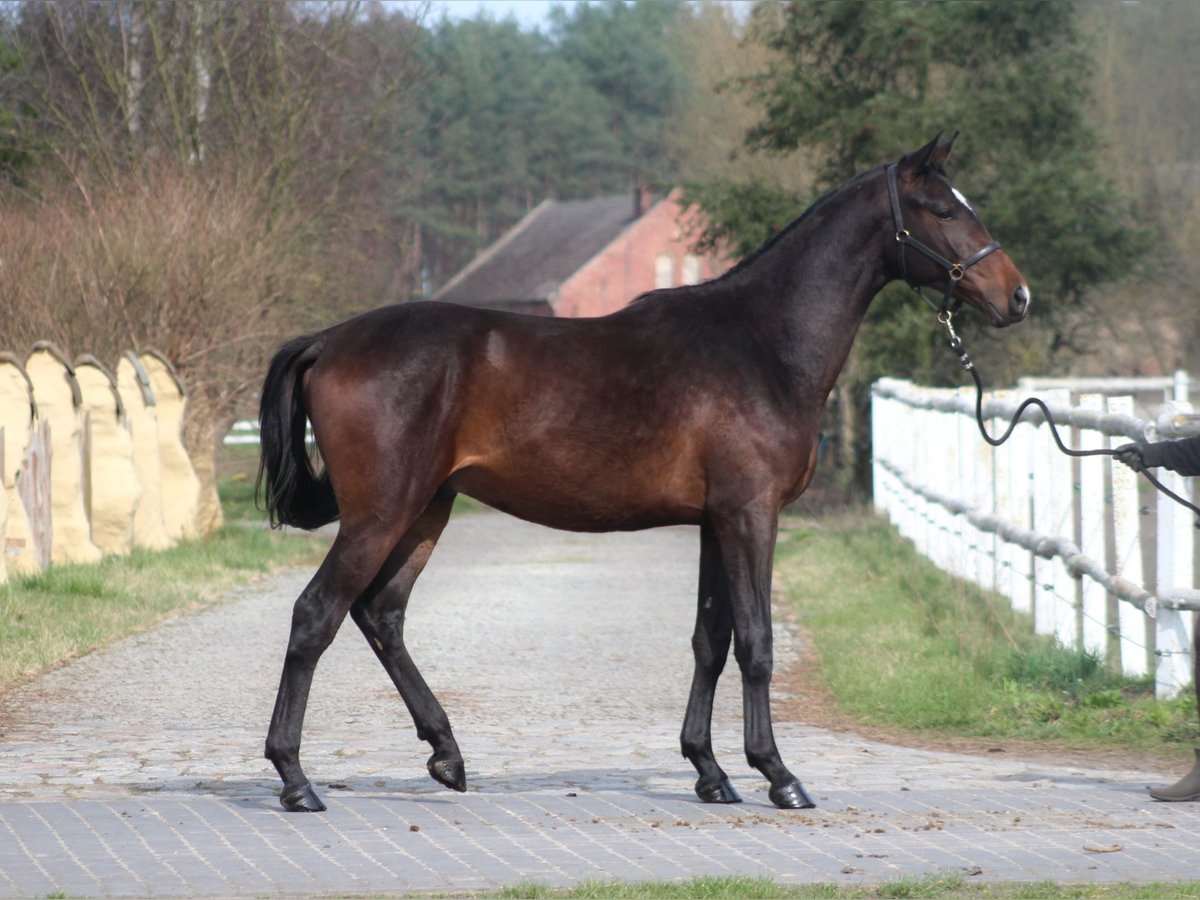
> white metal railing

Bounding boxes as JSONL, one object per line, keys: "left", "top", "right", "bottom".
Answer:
{"left": 223, "top": 419, "right": 314, "bottom": 446}
{"left": 224, "top": 420, "right": 261, "bottom": 445}
{"left": 871, "top": 375, "right": 1199, "bottom": 699}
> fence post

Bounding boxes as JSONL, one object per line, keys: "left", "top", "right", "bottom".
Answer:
{"left": 871, "top": 385, "right": 886, "bottom": 516}
{"left": 966, "top": 388, "right": 996, "bottom": 591}
{"left": 933, "top": 404, "right": 956, "bottom": 576}
{"left": 1050, "top": 390, "right": 1079, "bottom": 650}
{"left": 955, "top": 388, "right": 981, "bottom": 586}
{"left": 1078, "top": 393, "right": 1108, "bottom": 659}
{"left": 1031, "top": 390, "right": 1073, "bottom": 638}
{"left": 1032, "top": 409, "right": 1053, "bottom": 635}
{"left": 1153, "top": 401, "right": 1195, "bottom": 699}
{"left": 991, "top": 391, "right": 1013, "bottom": 601}
{"left": 883, "top": 392, "right": 902, "bottom": 525}
{"left": 17, "top": 418, "right": 52, "bottom": 572}
{"left": 919, "top": 402, "right": 938, "bottom": 563}
{"left": 1108, "top": 395, "right": 1149, "bottom": 677}
{"left": 1007, "top": 409, "right": 1034, "bottom": 615}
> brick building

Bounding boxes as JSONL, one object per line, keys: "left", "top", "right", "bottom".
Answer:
{"left": 431, "top": 190, "right": 728, "bottom": 317}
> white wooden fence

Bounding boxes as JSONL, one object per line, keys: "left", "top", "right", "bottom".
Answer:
{"left": 872, "top": 375, "right": 1200, "bottom": 699}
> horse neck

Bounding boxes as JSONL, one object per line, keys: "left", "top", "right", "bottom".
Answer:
{"left": 730, "top": 172, "right": 893, "bottom": 401}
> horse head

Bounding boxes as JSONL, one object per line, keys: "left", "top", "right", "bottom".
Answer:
{"left": 889, "top": 134, "right": 1030, "bottom": 328}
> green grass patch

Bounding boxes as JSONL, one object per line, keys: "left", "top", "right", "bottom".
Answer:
{"left": 774, "top": 512, "right": 1198, "bottom": 751}
{"left": 1, "top": 439, "right": 489, "bottom": 692}
{"left": 217, "top": 470, "right": 262, "bottom": 522}
{"left": 478, "top": 877, "right": 1200, "bottom": 899}
{"left": 0, "top": 446, "right": 329, "bottom": 692}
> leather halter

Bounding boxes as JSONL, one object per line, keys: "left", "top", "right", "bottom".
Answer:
{"left": 886, "top": 164, "right": 1001, "bottom": 318}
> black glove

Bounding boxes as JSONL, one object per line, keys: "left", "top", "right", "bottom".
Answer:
{"left": 1114, "top": 441, "right": 1164, "bottom": 471}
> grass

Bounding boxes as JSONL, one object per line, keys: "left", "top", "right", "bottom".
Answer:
{"left": 773, "top": 511, "right": 1198, "bottom": 752}
{"left": 2, "top": 442, "right": 488, "bottom": 693}
{"left": 477, "top": 875, "right": 1200, "bottom": 899}
{"left": 0, "top": 448, "right": 328, "bottom": 692}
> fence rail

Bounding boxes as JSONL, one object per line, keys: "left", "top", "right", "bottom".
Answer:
{"left": 224, "top": 420, "right": 314, "bottom": 446}
{"left": 871, "top": 375, "right": 1199, "bottom": 699}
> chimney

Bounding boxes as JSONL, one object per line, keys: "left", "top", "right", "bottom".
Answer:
{"left": 633, "top": 184, "right": 654, "bottom": 218}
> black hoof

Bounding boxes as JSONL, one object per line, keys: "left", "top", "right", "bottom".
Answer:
{"left": 280, "top": 782, "right": 326, "bottom": 812}
{"left": 695, "top": 776, "right": 742, "bottom": 804}
{"left": 769, "top": 779, "right": 815, "bottom": 809}
{"left": 428, "top": 755, "right": 467, "bottom": 793}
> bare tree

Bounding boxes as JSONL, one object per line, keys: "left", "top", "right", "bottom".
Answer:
{"left": 0, "top": 0, "right": 427, "bottom": 474}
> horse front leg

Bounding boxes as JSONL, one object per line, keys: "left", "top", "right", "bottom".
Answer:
{"left": 713, "top": 506, "right": 815, "bottom": 810}
{"left": 680, "top": 522, "right": 740, "bottom": 803}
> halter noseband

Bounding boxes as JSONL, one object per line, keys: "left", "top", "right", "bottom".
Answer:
{"left": 886, "top": 163, "right": 1001, "bottom": 320}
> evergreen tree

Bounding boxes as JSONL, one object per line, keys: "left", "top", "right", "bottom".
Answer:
{"left": 689, "top": 0, "right": 1148, "bottom": 487}
{"left": 412, "top": 2, "right": 689, "bottom": 293}
{"left": 0, "top": 36, "right": 38, "bottom": 185}
{"left": 550, "top": 0, "right": 686, "bottom": 188}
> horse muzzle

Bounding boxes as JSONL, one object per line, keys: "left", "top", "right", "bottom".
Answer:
{"left": 992, "top": 282, "right": 1031, "bottom": 327}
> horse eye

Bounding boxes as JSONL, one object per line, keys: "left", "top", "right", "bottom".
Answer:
{"left": 935, "top": 209, "right": 955, "bottom": 221}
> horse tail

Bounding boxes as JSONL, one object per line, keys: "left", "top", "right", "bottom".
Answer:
{"left": 256, "top": 332, "right": 340, "bottom": 530}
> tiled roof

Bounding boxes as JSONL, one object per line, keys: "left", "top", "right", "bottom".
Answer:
{"left": 432, "top": 195, "right": 636, "bottom": 306}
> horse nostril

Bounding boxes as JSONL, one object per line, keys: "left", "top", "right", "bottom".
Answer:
{"left": 1012, "top": 284, "right": 1030, "bottom": 317}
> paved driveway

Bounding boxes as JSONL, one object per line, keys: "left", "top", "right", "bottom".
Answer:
{"left": 0, "top": 510, "right": 1196, "bottom": 896}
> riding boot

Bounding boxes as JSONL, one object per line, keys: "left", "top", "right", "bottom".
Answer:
{"left": 1149, "top": 748, "right": 1200, "bottom": 802}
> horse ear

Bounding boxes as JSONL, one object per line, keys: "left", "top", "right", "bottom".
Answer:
{"left": 939, "top": 131, "right": 960, "bottom": 165}
{"left": 898, "top": 132, "right": 948, "bottom": 178}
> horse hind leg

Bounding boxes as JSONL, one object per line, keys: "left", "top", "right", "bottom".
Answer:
{"left": 264, "top": 520, "right": 412, "bottom": 813}
{"left": 350, "top": 488, "right": 466, "bottom": 794}
{"left": 680, "top": 523, "right": 741, "bottom": 804}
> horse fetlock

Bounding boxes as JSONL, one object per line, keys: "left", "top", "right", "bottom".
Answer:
{"left": 678, "top": 736, "right": 712, "bottom": 763}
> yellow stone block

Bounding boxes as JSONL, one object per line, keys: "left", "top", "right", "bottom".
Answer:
{"left": 25, "top": 343, "right": 102, "bottom": 565}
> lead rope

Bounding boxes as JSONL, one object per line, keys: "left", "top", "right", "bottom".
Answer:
{"left": 937, "top": 311, "right": 1200, "bottom": 525}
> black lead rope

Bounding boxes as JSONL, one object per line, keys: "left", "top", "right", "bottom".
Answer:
{"left": 938, "top": 313, "right": 1200, "bottom": 525}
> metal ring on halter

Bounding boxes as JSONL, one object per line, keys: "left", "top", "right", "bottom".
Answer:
{"left": 937, "top": 310, "right": 952, "bottom": 326}
{"left": 896, "top": 229, "right": 910, "bottom": 243}
{"left": 948, "top": 263, "right": 965, "bottom": 281}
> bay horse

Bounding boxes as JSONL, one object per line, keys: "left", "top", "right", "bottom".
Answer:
{"left": 258, "top": 134, "right": 1030, "bottom": 813}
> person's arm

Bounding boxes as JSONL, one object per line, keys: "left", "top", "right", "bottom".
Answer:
{"left": 1115, "top": 434, "right": 1200, "bottom": 476}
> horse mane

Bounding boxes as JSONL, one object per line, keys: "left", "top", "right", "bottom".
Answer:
{"left": 626, "top": 163, "right": 893, "bottom": 309}
{"left": 712, "top": 165, "right": 886, "bottom": 283}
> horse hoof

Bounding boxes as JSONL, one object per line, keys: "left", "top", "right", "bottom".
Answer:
{"left": 695, "top": 776, "right": 742, "bottom": 804}
{"left": 769, "top": 779, "right": 815, "bottom": 810}
{"left": 428, "top": 756, "right": 467, "bottom": 793}
{"left": 280, "top": 782, "right": 327, "bottom": 812}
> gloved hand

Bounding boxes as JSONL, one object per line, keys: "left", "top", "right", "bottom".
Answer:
{"left": 1114, "top": 442, "right": 1164, "bottom": 471}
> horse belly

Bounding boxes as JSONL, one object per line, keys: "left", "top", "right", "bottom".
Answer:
{"left": 447, "top": 455, "right": 705, "bottom": 533}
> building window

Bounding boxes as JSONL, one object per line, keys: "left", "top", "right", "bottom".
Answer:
{"left": 681, "top": 255, "right": 701, "bottom": 285}
{"left": 655, "top": 254, "right": 674, "bottom": 289}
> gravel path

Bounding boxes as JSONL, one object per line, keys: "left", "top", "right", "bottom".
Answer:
{"left": 0, "top": 510, "right": 1197, "bottom": 896}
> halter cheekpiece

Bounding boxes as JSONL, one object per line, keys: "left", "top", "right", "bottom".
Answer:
{"left": 886, "top": 163, "right": 1002, "bottom": 319}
